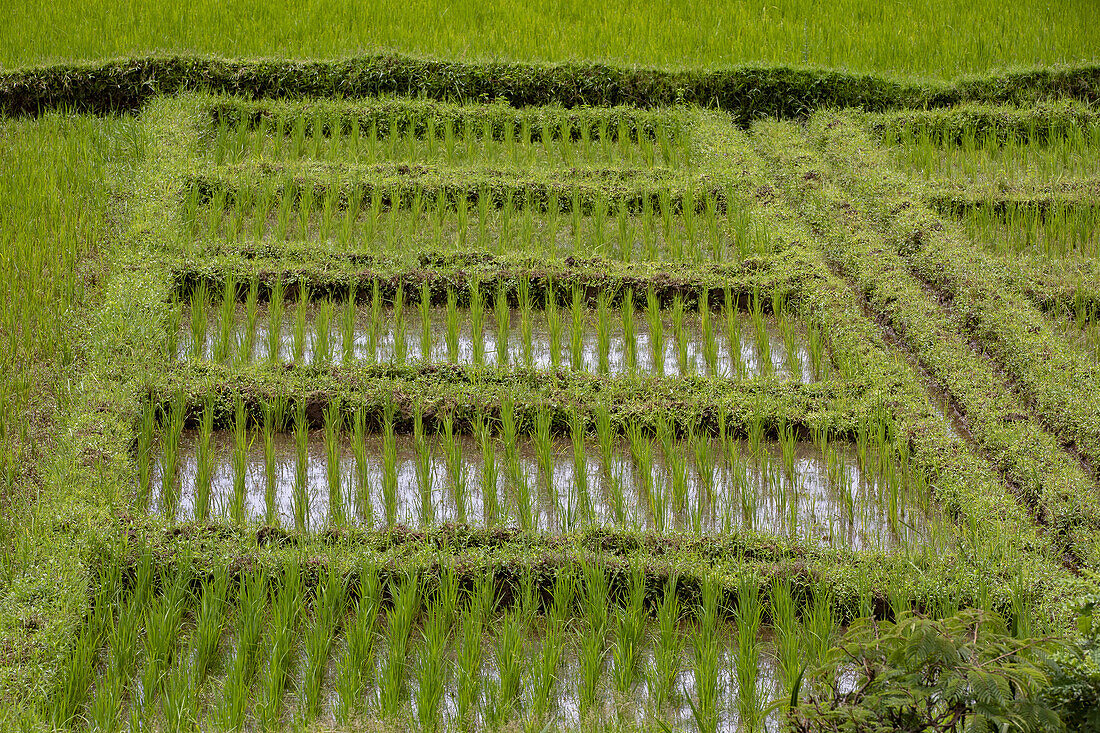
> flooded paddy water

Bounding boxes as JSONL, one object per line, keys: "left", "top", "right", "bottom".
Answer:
{"left": 149, "top": 428, "right": 932, "bottom": 550}
{"left": 175, "top": 301, "right": 821, "bottom": 381}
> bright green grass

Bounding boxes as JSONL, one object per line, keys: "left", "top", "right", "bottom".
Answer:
{"left": 4, "top": 0, "right": 1098, "bottom": 76}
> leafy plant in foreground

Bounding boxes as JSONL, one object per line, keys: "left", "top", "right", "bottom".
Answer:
{"left": 788, "top": 609, "right": 1061, "bottom": 733}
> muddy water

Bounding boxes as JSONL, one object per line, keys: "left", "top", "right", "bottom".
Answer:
{"left": 153, "top": 431, "right": 930, "bottom": 549}
{"left": 177, "top": 303, "right": 819, "bottom": 382}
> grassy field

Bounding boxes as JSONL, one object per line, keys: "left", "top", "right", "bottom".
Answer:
{"left": 4, "top": 0, "right": 1099, "bottom": 75}
{"left": 3, "top": 7, "right": 1100, "bottom": 732}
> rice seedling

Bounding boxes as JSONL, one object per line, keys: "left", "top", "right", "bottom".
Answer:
{"left": 350, "top": 407, "right": 372, "bottom": 526}
{"left": 534, "top": 405, "right": 554, "bottom": 509}
{"left": 336, "top": 568, "right": 382, "bottom": 722}
{"left": 161, "top": 392, "right": 186, "bottom": 521}
{"left": 165, "top": 293, "right": 183, "bottom": 360}
{"left": 596, "top": 289, "right": 612, "bottom": 374}
{"left": 325, "top": 399, "right": 345, "bottom": 526}
{"left": 529, "top": 611, "right": 566, "bottom": 725}
{"left": 571, "top": 410, "right": 591, "bottom": 529}
{"left": 314, "top": 296, "right": 333, "bottom": 364}
{"left": 293, "top": 283, "right": 309, "bottom": 362}
{"left": 455, "top": 575, "right": 489, "bottom": 729}
{"left": 139, "top": 571, "right": 190, "bottom": 719}
{"left": 621, "top": 288, "right": 637, "bottom": 372}
{"left": 52, "top": 577, "right": 113, "bottom": 729}
{"left": 446, "top": 286, "right": 460, "bottom": 363}
{"left": 595, "top": 404, "right": 626, "bottom": 525}
{"left": 214, "top": 275, "right": 237, "bottom": 362}
{"left": 470, "top": 283, "right": 486, "bottom": 366}
{"left": 647, "top": 574, "right": 683, "bottom": 715}
{"left": 192, "top": 570, "right": 230, "bottom": 688}
{"left": 672, "top": 294, "right": 691, "bottom": 375}
{"left": 646, "top": 287, "right": 664, "bottom": 376}
{"left": 689, "top": 576, "right": 722, "bottom": 733}
{"left": 780, "top": 311, "right": 803, "bottom": 381}
{"left": 477, "top": 414, "right": 501, "bottom": 525}
{"left": 735, "top": 573, "right": 764, "bottom": 731}
{"left": 302, "top": 569, "right": 345, "bottom": 722}
{"left": 420, "top": 280, "right": 433, "bottom": 362}
{"left": 807, "top": 323, "right": 828, "bottom": 380}
{"left": 414, "top": 405, "right": 434, "bottom": 526}
{"left": 501, "top": 396, "right": 531, "bottom": 529}
{"left": 231, "top": 394, "right": 249, "bottom": 524}
{"left": 495, "top": 281, "right": 510, "bottom": 366}
{"left": 612, "top": 566, "right": 647, "bottom": 700}
{"left": 383, "top": 398, "right": 398, "bottom": 525}
{"left": 379, "top": 574, "right": 419, "bottom": 718}
{"left": 393, "top": 282, "right": 407, "bottom": 364}
{"left": 368, "top": 279, "right": 382, "bottom": 363}
{"left": 268, "top": 277, "right": 285, "bottom": 363}
{"left": 261, "top": 397, "right": 283, "bottom": 525}
{"left": 239, "top": 275, "right": 260, "bottom": 363}
{"left": 519, "top": 279, "right": 534, "bottom": 368}
{"left": 293, "top": 401, "right": 309, "bottom": 530}
{"left": 487, "top": 607, "right": 526, "bottom": 726}
{"left": 195, "top": 396, "right": 215, "bottom": 522}
{"left": 256, "top": 561, "right": 302, "bottom": 730}
{"left": 443, "top": 411, "right": 469, "bottom": 523}
{"left": 570, "top": 285, "right": 586, "bottom": 371}
{"left": 415, "top": 593, "right": 450, "bottom": 731}
{"left": 219, "top": 569, "right": 267, "bottom": 731}
{"left": 546, "top": 283, "right": 562, "bottom": 370}
{"left": 750, "top": 289, "right": 770, "bottom": 376}
{"left": 188, "top": 280, "right": 209, "bottom": 361}
{"left": 663, "top": 421, "right": 689, "bottom": 516}
{"left": 764, "top": 581, "right": 800, "bottom": 718}
{"left": 724, "top": 288, "right": 745, "bottom": 379}
{"left": 693, "top": 431, "right": 715, "bottom": 530}
{"left": 805, "top": 588, "right": 837, "bottom": 671}
{"left": 578, "top": 562, "right": 610, "bottom": 716}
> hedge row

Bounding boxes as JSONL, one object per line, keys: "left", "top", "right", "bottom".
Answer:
{"left": 3, "top": 54, "right": 1098, "bottom": 121}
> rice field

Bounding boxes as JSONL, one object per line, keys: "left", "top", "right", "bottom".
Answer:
{"left": 5, "top": 0, "right": 1097, "bottom": 74}
{"left": 5, "top": 22, "right": 1100, "bottom": 733}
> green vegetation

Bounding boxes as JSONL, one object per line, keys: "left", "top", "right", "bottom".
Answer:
{"left": 4, "top": 0, "right": 1099, "bottom": 75}
{"left": 4, "top": 14, "right": 1100, "bottom": 733}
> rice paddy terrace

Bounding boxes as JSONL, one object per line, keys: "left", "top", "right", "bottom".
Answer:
{"left": 6, "top": 59, "right": 1100, "bottom": 730}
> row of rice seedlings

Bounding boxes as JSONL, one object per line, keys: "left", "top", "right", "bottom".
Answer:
{"left": 185, "top": 183, "right": 773, "bottom": 264}
{"left": 148, "top": 406, "right": 932, "bottom": 548}
{"left": 958, "top": 201, "right": 1100, "bottom": 260}
{"left": 885, "top": 122, "right": 1100, "bottom": 182}
{"left": 72, "top": 537, "right": 1048, "bottom": 730}
{"left": 209, "top": 108, "right": 690, "bottom": 170}
{"left": 175, "top": 284, "right": 821, "bottom": 381}
{"left": 76, "top": 559, "right": 851, "bottom": 732}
